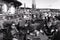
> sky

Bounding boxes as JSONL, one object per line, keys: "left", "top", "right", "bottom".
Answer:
{"left": 17, "top": 0, "right": 60, "bottom": 9}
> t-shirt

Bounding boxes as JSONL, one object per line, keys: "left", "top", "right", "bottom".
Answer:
{"left": 2, "top": 4, "right": 8, "bottom": 13}
{"left": 8, "top": 6, "right": 15, "bottom": 14}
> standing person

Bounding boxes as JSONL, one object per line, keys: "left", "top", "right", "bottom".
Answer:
{"left": 53, "top": 19, "right": 60, "bottom": 40}
{"left": 8, "top": 3, "right": 16, "bottom": 14}
{"left": 11, "top": 23, "right": 19, "bottom": 40}
{"left": 2, "top": 3, "right": 8, "bottom": 14}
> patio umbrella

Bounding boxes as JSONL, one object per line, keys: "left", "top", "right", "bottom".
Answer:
{"left": 2, "top": 0, "right": 22, "bottom": 7}
{"left": 13, "top": 0, "right": 22, "bottom": 7}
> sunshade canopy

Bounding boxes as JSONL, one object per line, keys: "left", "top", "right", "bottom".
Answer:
{"left": 2, "top": 0, "right": 22, "bottom": 7}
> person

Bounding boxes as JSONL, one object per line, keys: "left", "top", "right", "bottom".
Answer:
{"left": 8, "top": 3, "right": 16, "bottom": 14}
{"left": 11, "top": 23, "right": 19, "bottom": 40}
{"left": 53, "top": 19, "right": 60, "bottom": 40}
{"left": 2, "top": 3, "right": 8, "bottom": 14}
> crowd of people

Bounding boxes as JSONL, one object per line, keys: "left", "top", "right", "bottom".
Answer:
{"left": 0, "top": 1, "right": 60, "bottom": 40}
{"left": 0, "top": 9, "right": 60, "bottom": 40}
